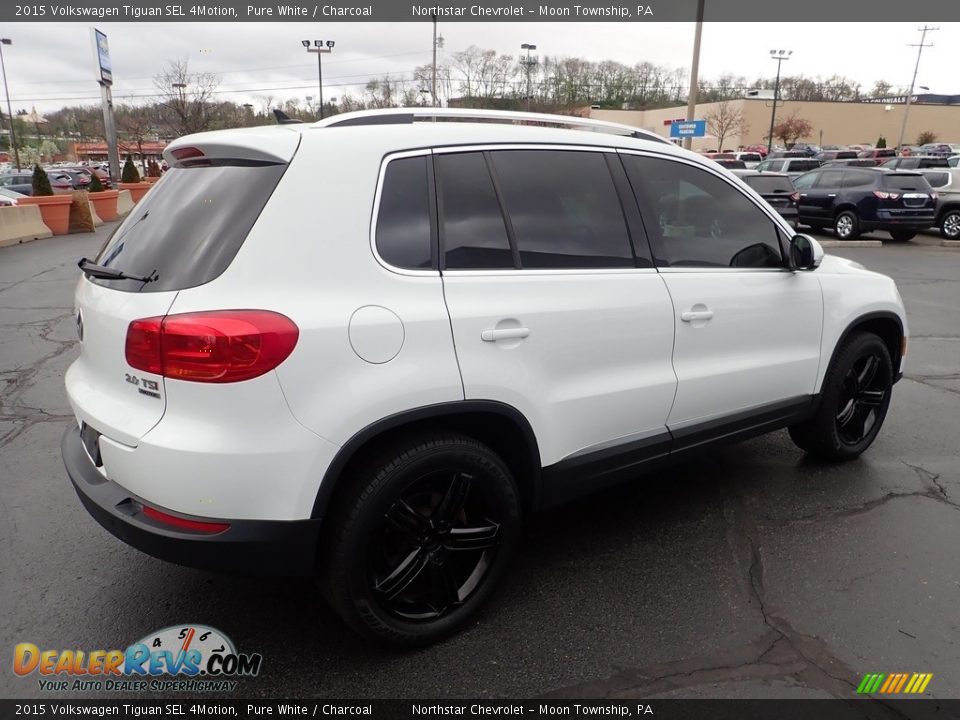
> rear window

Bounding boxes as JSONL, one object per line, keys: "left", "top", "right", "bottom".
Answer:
{"left": 883, "top": 173, "right": 933, "bottom": 192}
{"left": 739, "top": 153, "right": 762, "bottom": 163}
{"left": 93, "top": 163, "right": 286, "bottom": 292}
{"left": 788, "top": 160, "right": 821, "bottom": 172}
{"left": 743, "top": 175, "right": 794, "bottom": 193}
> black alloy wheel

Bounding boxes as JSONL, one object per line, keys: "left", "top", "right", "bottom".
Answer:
{"left": 789, "top": 332, "right": 893, "bottom": 460}
{"left": 370, "top": 469, "right": 502, "bottom": 621}
{"left": 835, "top": 353, "right": 888, "bottom": 446}
{"left": 320, "top": 433, "right": 521, "bottom": 646}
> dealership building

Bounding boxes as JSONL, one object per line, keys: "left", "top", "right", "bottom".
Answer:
{"left": 589, "top": 93, "right": 960, "bottom": 150}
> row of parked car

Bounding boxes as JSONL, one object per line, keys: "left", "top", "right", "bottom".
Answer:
{"left": 0, "top": 164, "right": 113, "bottom": 205}
{"left": 729, "top": 164, "right": 959, "bottom": 240}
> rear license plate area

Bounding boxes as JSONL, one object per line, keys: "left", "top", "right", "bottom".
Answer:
{"left": 80, "top": 423, "right": 103, "bottom": 467}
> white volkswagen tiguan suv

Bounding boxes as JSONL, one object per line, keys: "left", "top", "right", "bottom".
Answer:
{"left": 63, "top": 109, "right": 907, "bottom": 646}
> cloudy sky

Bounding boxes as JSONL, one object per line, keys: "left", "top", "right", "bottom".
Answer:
{"left": 3, "top": 22, "right": 958, "bottom": 115}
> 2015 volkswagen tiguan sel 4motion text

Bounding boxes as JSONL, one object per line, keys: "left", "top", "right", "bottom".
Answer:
{"left": 63, "top": 109, "right": 908, "bottom": 647}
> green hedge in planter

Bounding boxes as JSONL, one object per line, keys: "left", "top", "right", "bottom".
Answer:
{"left": 121, "top": 156, "right": 141, "bottom": 183}
{"left": 88, "top": 172, "right": 104, "bottom": 192}
{"left": 32, "top": 165, "right": 54, "bottom": 196}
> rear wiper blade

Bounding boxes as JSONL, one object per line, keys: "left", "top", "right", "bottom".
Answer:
{"left": 78, "top": 257, "right": 157, "bottom": 283}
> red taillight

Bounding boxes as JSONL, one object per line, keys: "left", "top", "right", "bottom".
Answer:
{"left": 873, "top": 190, "right": 901, "bottom": 200}
{"left": 125, "top": 311, "right": 299, "bottom": 383}
{"left": 142, "top": 505, "right": 229, "bottom": 534}
{"left": 125, "top": 318, "right": 163, "bottom": 374}
{"left": 171, "top": 146, "right": 204, "bottom": 160}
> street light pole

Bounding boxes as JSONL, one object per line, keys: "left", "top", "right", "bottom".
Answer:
{"left": 766, "top": 49, "right": 792, "bottom": 155}
{"left": 0, "top": 38, "right": 21, "bottom": 170}
{"left": 520, "top": 43, "right": 537, "bottom": 112}
{"left": 683, "top": 0, "right": 704, "bottom": 151}
{"left": 896, "top": 25, "right": 937, "bottom": 152}
{"left": 302, "top": 40, "right": 334, "bottom": 119}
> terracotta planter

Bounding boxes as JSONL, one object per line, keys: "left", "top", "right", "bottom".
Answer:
{"left": 88, "top": 190, "right": 120, "bottom": 222}
{"left": 143, "top": 176, "right": 161, "bottom": 184}
{"left": 19, "top": 195, "right": 73, "bottom": 236}
{"left": 118, "top": 182, "right": 153, "bottom": 204}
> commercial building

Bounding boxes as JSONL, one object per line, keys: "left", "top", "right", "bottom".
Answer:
{"left": 590, "top": 95, "right": 960, "bottom": 150}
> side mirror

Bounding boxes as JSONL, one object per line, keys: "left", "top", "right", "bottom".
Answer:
{"left": 790, "top": 233, "right": 824, "bottom": 270}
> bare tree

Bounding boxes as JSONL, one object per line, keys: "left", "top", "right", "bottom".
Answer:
{"left": 116, "top": 104, "right": 156, "bottom": 172}
{"left": 154, "top": 59, "right": 219, "bottom": 137}
{"left": 704, "top": 101, "right": 750, "bottom": 150}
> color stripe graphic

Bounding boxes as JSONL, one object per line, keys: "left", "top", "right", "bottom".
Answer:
{"left": 856, "top": 672, "right": 933, "bottom": 694}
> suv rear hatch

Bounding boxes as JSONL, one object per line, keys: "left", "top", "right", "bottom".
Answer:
{"left": 876, "top": 173, "right": 936, "bottom": 219}
{"left": 67, "top": 127, "right": 299, "bottom": 449}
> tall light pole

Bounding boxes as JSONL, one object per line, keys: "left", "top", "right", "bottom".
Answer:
{"left": 683, "top": 0, "right": 704, "bottom": 150}
{"left": 0, "top": 38, "right": 21, "bottom": 170}
{"left": 766, "top": 49, "right": 792, "bottom": 155}
{"left": 896, "top": 25, "right": 937, "bottom": 152}
{"left": 302, "top": 40, "right": 334, "bottom": 119}
{"left": 520, "top": 43, "right": 537, "bottom": 112}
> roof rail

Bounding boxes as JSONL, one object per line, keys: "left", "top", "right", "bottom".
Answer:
{"left": 314, "top": 107, "right": 668, "bottom": 144}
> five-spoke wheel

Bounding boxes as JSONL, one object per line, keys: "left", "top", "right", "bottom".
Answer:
{"left": 320, "top": 434, "right": 520, "bottom": 646}
{"left": 789, "top": 332, "right": 893, "bottom": 460}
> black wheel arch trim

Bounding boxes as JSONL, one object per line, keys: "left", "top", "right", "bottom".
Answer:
{"left": 311, "top": 400, "right": 542, "bottom": 519}
{"left": 821, "top": 311, "right": 905, "bottom": 395}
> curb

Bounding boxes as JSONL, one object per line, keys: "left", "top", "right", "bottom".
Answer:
{"left": 941, "top": 240, "right": 960, "bottom": 248}
{"left": 818, "top": 240, "right": 884, "bottom": 248}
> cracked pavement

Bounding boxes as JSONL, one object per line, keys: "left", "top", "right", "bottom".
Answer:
{"left": 1, "top": 227, "right": 958, "bottom": 700}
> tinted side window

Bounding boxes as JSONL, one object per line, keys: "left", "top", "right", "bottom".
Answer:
{"left": 437, "top": 152, "right": 513, "bottom": 270}
{"left": 843, "top": 170, "right": 876, "bottom": 188}
{"left": 792, "top": 172, "right": 817, "bottom": 190}
{"left": 490, "top": 150, "right": 634, "bottom": 269}
{"left": 375, "top": 156, "right": 433, "bottom": 269}
{"left": 623, "top": 155, "right": 782, "bottom": 269}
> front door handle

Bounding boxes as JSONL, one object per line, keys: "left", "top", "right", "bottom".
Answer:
{"left": 681, "top": 310, "right": 714, "bottom": 322}
{"left": 827, "top": 193, "right": 837, "bottom": 197}
{"left": 481, "top": 327, "right": 530, "bottom": 342}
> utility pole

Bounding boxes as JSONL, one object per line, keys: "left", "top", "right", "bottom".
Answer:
{"left": 431, "top": 14, "right": 438, "bottom": 106}
{"left": 683, "top": 0, "right": 704, "bottom": 150}
{"left": 896, "top": 25, "right": 937, "bottom": 152}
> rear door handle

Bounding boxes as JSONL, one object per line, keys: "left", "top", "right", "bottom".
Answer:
{"left": 681, "top": 310, "right": 714, "bottom": 322}
{"left": 481, "top": 327, "right": 530, "bottom": 342}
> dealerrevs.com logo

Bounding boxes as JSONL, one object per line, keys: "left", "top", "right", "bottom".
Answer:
{"left": 13, "top": 624, "right": 262, "bottom": 692}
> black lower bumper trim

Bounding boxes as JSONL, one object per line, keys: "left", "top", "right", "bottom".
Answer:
{"left": 62, "top": 425, "right": 321, "bottom": 577}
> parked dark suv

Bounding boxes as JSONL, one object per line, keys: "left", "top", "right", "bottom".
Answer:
{"left": 793, "top": 167, "right": 937, "bottom": 240}
{"left": 733, "top": 170, "right": 799, "bottom": 227}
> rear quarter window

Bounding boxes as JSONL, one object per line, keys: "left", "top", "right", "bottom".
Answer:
{"left": 93, "top": 162, "right": 287, "bottom": 292}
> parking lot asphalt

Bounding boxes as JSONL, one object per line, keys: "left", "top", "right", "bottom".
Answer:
{"left": 1, "top": 225, "right": 958, "bottom": 700}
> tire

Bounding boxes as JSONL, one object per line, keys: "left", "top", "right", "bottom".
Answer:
{"left": 789, "top": 332, "right": 893, "bottom": 461}
{"left": 834, "top": 210, "right": 861, "bottom": 240}
{"left": 941, "top": 209, "right": 960, "bottom": 240}
{"left": 890, "top": 231, "right": 916, "bottom": 241}
{"left": 319, "top": 433, "right": 521, "bottom": 647}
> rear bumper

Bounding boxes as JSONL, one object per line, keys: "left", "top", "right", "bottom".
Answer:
{"left": 863, "top": 214, "right": 936, "bottom": 231}
{"left": 62, "top": 425, "right": 321, "bottom": 577}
